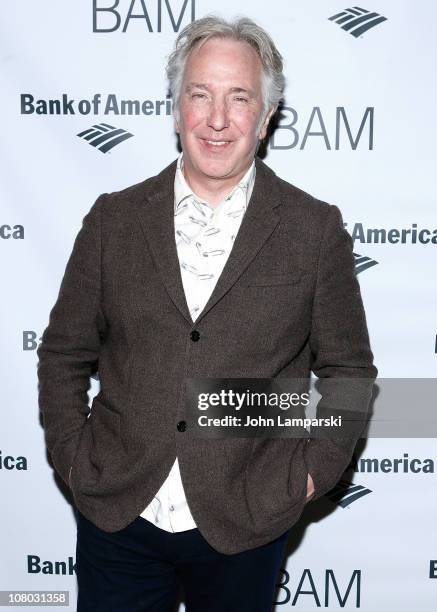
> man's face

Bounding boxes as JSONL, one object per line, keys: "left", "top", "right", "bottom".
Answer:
{"left": 175, "top": 36, "right": 273, "bottom": 185}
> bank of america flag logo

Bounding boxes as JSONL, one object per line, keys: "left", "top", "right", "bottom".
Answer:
{"left": 77, "top": 123, "right": 134, "bottom": 153}
{"left": 329, "top": 7, "right": 387, "bottom": 37}
{"left": 354, "top": 252, "right": 378, "bottom": 275}
{"left": 326, "top": 479, "right": 372, "bottom": 508}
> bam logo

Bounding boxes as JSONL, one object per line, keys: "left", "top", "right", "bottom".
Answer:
{"left": 271, "top": 106, "right": 374, "bottom": 151}
{"left": 325, "top": 479, "right": 372, "bottom": 508}
{"left": 93, "top": 0, "right": 196, "bottom": 33}
{"left": 329, "top": 7, "right": 387, "bottom": 38}
{"left": 276, "top": 567, "right": 362, "bottom": 607}
{"left": 77, "top": 123, "right": 134, "bottom": 153}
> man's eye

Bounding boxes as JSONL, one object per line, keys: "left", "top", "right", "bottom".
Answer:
{"left": 192, "top": 93, "right": 207, "bottom": 99}
{"left": 234, "top": 97, "right": 248, "bottom": 103}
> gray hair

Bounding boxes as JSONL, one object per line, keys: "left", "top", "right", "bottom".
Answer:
{"left": 166, "top": 15, "right": 285, "bottom": 127}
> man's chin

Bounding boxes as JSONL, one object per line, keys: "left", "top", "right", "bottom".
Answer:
{"left": 195, "top": 160, "right": 241, "bottom": 181}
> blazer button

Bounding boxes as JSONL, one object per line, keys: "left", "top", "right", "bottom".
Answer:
{"left": 190, "top": 330, "right": 200, "bottom": 342}
{"left": 177, "top": 420, "right": 186, "bottom": 432}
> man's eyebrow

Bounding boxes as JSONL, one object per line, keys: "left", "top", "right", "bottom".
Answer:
{"left": 229, "top": 87, "right": 254, "bottom": 96}
{"left": 185, "top": 83, "right": 255, "bottom": 96}
{"left": 185, "top": 82, "right": 210, "bottom": 92}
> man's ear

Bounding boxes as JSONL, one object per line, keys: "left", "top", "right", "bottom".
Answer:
{"left": 174, "top": 113, "right": 180, "bottom": 134}
{"left": 258, "top": 106, "right": 275, "bottom": 140}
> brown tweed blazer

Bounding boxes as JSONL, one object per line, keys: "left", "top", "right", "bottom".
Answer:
{"left": 37, "top": 156, "right": 377, "bottom": 554}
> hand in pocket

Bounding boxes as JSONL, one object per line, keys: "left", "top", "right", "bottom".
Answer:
{"left": 306, "top": 472, "right": 315, "bottom": 501}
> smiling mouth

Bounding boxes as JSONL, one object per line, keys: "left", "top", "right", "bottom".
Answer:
{"left": 206, "top": 140, "right": 229, "bottom": 146}
{"left": 200, "top": 138, "right": 233, "bottom": 150}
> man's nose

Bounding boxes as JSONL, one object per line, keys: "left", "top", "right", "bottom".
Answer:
{"left": 207, "top": 98, "right": 229, "bottom": 131}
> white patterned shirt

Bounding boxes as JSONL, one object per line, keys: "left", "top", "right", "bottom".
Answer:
{"left": 139, "top": 153, "right": 256, "bottom": 531}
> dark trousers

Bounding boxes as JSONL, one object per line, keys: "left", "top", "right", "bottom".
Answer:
{"left": 74, "top": 507, "right": 289, "bottom": 612}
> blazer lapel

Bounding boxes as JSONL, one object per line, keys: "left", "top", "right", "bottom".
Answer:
{"left": 135, "top": 159, "right": 193, "bottom": 324}
{"left": 194, "top": 158, "right": 282, "bottom": 324}
{"left": 135, "top": 156, "right": 283, "bottom": 325}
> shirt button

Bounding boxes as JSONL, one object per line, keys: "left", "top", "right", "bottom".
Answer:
{"left": 169, "top": 505, "right": 174, "bottom": 511}
{"left": 177, "top": 420, "right": 186, "bottom": 432}
{"left": 190, "top": 330, "right": 200, "bottom": 342}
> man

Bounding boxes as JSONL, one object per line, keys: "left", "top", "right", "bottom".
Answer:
{"left": 37, "top": 15, "right": 377, "bottom": 612}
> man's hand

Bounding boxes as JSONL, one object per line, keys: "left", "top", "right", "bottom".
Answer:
{"left": 306, "top": 472, "right": 315, "bottom": 502}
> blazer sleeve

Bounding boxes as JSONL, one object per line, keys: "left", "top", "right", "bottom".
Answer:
{"left": 37, "top": 194, "right": 108, "bottom": 487}
{"left": 304, "top": 203, "right": 378, "bottom": 501}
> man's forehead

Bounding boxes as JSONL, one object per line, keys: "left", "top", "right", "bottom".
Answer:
{"left": 182, "top": 39, "right": 263, "bottom": 95}
{"left": 186, "top": 36, "right": 262, "bottom": 69}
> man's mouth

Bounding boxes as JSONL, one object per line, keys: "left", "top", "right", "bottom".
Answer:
{"left": 200, "top": 138, "right": 233, "bottom": 150}
{"left": 206, "top": 140, "right": 229, "bottom": 146}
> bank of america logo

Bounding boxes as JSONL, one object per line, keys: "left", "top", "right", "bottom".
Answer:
{"left": 329, "top": 7, "right": 387, "bottom": 38}
{"left": 354, "top": 252, "right": 378, "bottom": 274}
{"left": 77, "top": 123, "right": 134, "bottom": 153}
{"left": 326, "top": 479, "right": 372, "bottom": 507}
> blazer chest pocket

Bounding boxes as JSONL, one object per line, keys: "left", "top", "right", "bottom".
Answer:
{"left": 245, "top": 271, "right": 306, "bottom": 288}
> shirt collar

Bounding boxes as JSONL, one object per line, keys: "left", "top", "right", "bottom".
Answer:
{"left": 174, "top": 152, "right": 256, "bottom": 214}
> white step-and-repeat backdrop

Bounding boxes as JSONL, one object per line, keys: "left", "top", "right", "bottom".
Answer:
{"left": 1, "top": 1, "right": 436, "bottom": 610}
